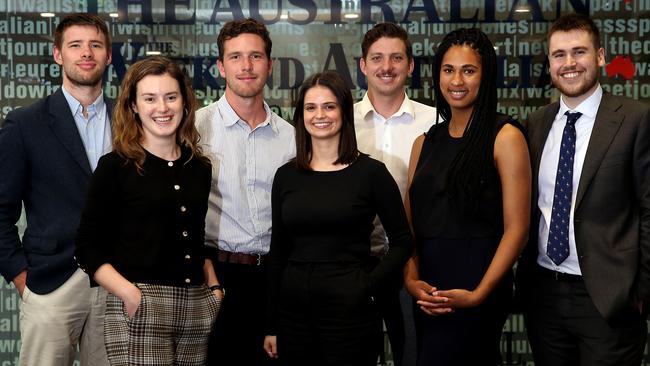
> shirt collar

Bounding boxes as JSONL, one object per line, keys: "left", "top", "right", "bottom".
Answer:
{"left": 217, "top": 95, "right": 278, "bottom": 134}
{"left": 359, "top": 92, "right": 414, "bottom": 122}
{"left": 61, "top": 85, "right": 105, "bottom": 118}
{"left": 557, "top": 84, "right": 603, "bottom": 120}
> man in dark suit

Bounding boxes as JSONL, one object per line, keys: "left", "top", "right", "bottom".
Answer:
{"left": 0, "top": 13, "right": 113, "bottom": 366}
{"left": 519, "top": 13, "right": 650, "bottom": 366}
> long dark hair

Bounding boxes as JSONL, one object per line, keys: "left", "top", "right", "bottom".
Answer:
{"left": 293, "top": 71, "right": 358, "bottom": 170}
{"left": 432, "top": 28, "right": 498, "bottom": 210}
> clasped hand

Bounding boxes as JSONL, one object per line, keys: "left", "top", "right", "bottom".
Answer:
{"left": 407, "top": 280, "right": 483, "bottom": 316}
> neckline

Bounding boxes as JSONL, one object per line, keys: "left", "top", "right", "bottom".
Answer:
{"left": 310, "top": 154, "right": 362, "bottom": 173}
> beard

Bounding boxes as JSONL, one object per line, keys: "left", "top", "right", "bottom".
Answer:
{"left": 63, "top": 64, "right": 105, "bottom": 88}
{"left": 552, "top": 68, "right": 599, "bottom": 99}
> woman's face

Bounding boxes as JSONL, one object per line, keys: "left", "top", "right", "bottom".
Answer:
{"left": 302, "top": 85, "right": 342, "bottom": 143}
{"left": 439, "top": 45, "right": 482, "bottom": 115}
{"left": 132, "top": 73, "right": 184, "bottom": 145}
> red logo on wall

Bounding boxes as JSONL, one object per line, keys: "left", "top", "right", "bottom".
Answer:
{"left": 605, "top": 55, "right": 635, "bottom": 80}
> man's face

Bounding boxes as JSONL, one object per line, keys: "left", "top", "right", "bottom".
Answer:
{"left": 53, "top": 25, "right": 111, "bottom": 88}
{"left": 360, "top": 37, "right": 414, "bottom": 99}
{"left": 548, "top": 29, "right": 604, "bottom": 104}
{"left": 217, "top": 33, "right": 272, "bottom": 99}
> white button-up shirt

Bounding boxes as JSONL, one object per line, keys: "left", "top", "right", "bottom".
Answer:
{"left": 196, "top": 96, "right": 295, "bottom": 255}
{"left": 537, "top": 85, "right": 603, "bottom": 275}
{"left": 354, "top": 92, "right": 436, "bottom": 254}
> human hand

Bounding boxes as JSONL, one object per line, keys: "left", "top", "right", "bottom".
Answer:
{"left": 263, "top": 335, "right": 278, "bottom": 359}
{"left": 122, "top": 286, "right": 142, "bottom": 318}
{"left": 406, "top": 279, "right": 453, "bottom": 316}
{"left": 435, "top": 289, "right": 483, "bottom": 309}
{"left": 12, "top": 271, "right": 27, "bottom": 298}
{"left": 212, "top": 288, "right": 225, "bottom": 301}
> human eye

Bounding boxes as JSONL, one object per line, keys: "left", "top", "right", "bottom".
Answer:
{"left": 325, "top": 103, "right": 338, "bottom": 111}
{"left": 144, "top": 97, "right": 154, "bottom": 103}
{"left": 167, "top": 95, "right": 178, "bottom": 102}
{"left": 371, "top": 55, "right": 382, "bottom": 63}
{"left": 304, "top": 105, "right": 315, "bottom": 112}
{"left": 393, "top": 55, "right": 404, "bottom": 62}
{"left": 464, "top": 68, "right": 475, "bottom": 75}
{"left": 90, "top": 42, "right": 103, "bottom": 49}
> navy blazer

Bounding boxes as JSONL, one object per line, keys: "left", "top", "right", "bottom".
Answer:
{"left": 0, "top": 88, "right": 113, "bottom": 294}
{"left": 518, "top": 93, "right": 650, "bottom": 321}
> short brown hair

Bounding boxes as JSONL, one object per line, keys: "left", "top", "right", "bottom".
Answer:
{"left": 548, "top": 13, "right": 601, "bottom": 50}
{"left": 112, "top": 56, "right": 206, "bottom": 173}
{"left": 217, "top": 18, "right": 272, "bottom": 60}
{"left": 361, "top": 22, "right": 412, "bottom": 61}
{"left": 54, "top": 13, "right": 111, "bottom": 51}
{"left": 293, "top": 71, "right": 358, "bottom": 170}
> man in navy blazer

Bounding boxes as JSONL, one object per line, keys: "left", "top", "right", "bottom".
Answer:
{"left": 0, "top": 14, "right": 113, "bottom": 366}
{"left": 519, "top": 13, "right": 650, "bottom": 366}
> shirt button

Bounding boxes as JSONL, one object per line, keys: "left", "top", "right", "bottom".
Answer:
{"left": 182, "top": 231, "right": 188, "bottom": 237}
{"left": 168, "top": 161, "right": 174, "bottom": 167}
{"left": 185, "top": 278, "right": 191, "bottom": 283}
{"left": 180, "top": 206, "right": 187, "bottom": 212}
{"left": 185, "top": 254, "right": 191, "bottom": 259}
{"left": 174, "top": 185, "right": 180, "bottom": 190}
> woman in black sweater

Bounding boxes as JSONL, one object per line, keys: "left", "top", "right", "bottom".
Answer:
{"left": 75, "top": 56, "right": 221, "bottom": 365}
{"left": 263, "top": 71, "right": 412, "bottom": 366}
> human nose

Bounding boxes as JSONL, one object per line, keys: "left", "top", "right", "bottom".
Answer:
{"left": 242, "top": 56, "right": 253, "bottom": 71}
{"left": 564, "top": 54, "right": 577, "bottom": 68}
{"left": 80, "top": 44, "right": 93, "bottom": 59}
{"left": 450, "top": 71, "right": 463, "bottom": 86}
{"left": 156, "top": 98, "right": 170, "bottom": 111}
{"left": 315, "top": 106, "right": 326, "bottom": 118}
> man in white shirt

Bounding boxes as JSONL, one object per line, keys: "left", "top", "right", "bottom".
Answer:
{"left": 519, "top": 13, "right": 650, "bottom": 366}
{"left": 354, "top": 22, "right": 435, "bottom": 366}
{"left": 195, "top": 18, "right": 295, "bottom": 366}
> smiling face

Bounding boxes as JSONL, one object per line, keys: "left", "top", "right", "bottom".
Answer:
{"left": 217, "top": 33, "right": 272, "bottom": 100}
{"left": 53, "top": 25, "right": 111, "bottom": 89}
{"left": 132, "top": 73, "right": 184, "bottom": 146}
{"left": 303, "top": 85, "right": 343, "bottom": 144}
{"left": 548, "top": 29, "right": 605, "bottom": 108}
{"left": 438, "top": 45, "right": 482, "bottom": 115}
{"left": 360, "top": 36, "right": 414, "bottom": 99}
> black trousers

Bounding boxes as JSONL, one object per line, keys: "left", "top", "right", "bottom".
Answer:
{"left": 523, "top": 266, "right": 647, "bottom": 366}
{"left": 276, "top": 261, "right": 382, "bottom": 366}
{"left": 206, "top": 261, "right": 277, "bottom": 366}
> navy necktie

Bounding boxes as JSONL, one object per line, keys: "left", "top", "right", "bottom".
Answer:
{"left": 546, "top": 111, "right": 582, "bottom": 266}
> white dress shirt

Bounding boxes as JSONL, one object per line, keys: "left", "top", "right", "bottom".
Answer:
{"left": 354, "top": 92, "right": 436, "bottom": 254}
{"left": 196, "top": 96, "right": 295, "bottom": 255}
{"left": 537, "top": 85, "right": 603, "bottom": 274}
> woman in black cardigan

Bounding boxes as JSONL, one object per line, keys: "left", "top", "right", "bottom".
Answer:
{"left": 75, "top": 56, "right": 222, "bottom": 365}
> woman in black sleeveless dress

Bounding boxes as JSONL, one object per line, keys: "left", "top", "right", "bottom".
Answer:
{"left": 404, "top": 29, "right": 531, "bottom": 366}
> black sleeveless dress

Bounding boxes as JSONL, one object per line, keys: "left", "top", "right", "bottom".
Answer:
{"left": 409, "top": 116, "right": 521, "bottom": 366}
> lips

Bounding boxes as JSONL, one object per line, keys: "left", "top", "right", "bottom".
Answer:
{"left": 152, "top": 116, "right": 174, "bottom": 125}
{"left": 447, "top": 89, "right": 468, "bottom": 99}
{"left": 77, "top": 62, "right": 96, "bottom": 70}
{"left": 560, "top": 71, "right": 581, "bottom": 80}
{"left": 312, "top": 121, "right": 332, "bottom": 129}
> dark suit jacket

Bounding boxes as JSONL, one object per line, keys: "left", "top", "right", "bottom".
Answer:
{"left": 518, "top": 93, "right": 650, "bottom": 322}
{"left": 0, "top": 89, "right": 113, "bottom": 294}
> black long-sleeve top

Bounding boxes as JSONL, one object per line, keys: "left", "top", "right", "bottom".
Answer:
{"left": 75, "top": 147, "right": 211, "bottom": 287}
{"left": 267, "top": 154, "right": 413, "bottom": 333}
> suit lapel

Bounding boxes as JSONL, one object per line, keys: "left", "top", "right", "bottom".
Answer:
{"left": 48, "top": 89, "right": 92, "bottom": 176}
{"left": 575, "top": 94, "right": 622, "bottom": 209}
